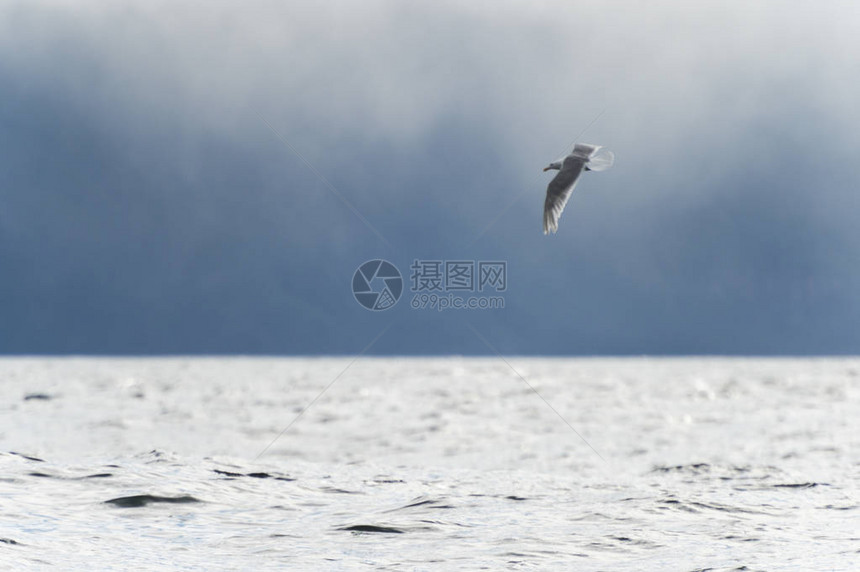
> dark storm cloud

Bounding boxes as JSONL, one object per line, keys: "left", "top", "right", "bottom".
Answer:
{"left": 1, "top": 1, "right": 859, "bottom": 354}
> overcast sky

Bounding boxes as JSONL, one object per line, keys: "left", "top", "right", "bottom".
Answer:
{"left": 2, "top": 1, "right": 859, "bottom": 355}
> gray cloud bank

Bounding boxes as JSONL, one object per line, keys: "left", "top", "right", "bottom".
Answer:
{"left": 1, "top": 1, "right": 859, "bottom": 354}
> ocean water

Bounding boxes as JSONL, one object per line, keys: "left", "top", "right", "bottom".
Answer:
{"left": 0, "top": 357, "right": 857, "bottom": 570}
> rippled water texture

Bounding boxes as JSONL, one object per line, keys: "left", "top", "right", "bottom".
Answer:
{"left": 1, "top": 357, "right": 857, "bottom": 570}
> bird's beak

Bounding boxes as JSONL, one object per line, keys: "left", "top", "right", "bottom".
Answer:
{"left": 542, "top": 167, "right": 550, "bottom": 172}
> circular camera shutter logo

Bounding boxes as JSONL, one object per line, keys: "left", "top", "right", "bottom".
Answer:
{"left": 352, "top": 260, "right": 403, "bottom": 311}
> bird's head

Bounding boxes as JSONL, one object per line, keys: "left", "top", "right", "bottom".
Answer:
{"left": 543, "top": 161, "right": 562, "bottom": 172}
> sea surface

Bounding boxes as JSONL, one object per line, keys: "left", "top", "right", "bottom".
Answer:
{"left": 0, "top": 357, "right": 857, "bottom": 570}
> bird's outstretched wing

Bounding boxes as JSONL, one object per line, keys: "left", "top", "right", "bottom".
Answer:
{"left": 543, "top": 156, "right": 587, "bottom": 234}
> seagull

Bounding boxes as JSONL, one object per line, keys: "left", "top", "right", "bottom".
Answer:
{"left": 542, "top": 143, "right": 614, "bottom": 234}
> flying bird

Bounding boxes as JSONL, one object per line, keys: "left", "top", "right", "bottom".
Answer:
{"left": 542, "top": 143, "right": 614, "bottom": 234}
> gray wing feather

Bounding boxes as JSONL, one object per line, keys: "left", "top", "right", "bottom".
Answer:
{"left": 543, "top": 156, "right": 586, "bottom": 234}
